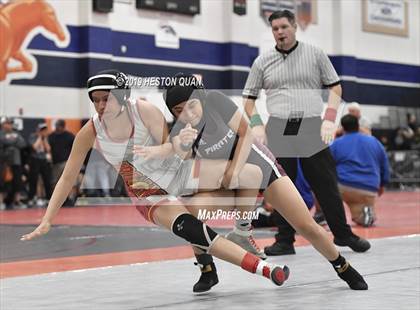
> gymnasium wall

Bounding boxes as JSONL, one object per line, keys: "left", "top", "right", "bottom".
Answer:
{"left": 0, "top": 0, "right": 418, "bottom": 123}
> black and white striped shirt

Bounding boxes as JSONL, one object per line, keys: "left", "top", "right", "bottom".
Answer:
{"left": 243, "top": 41, "right": 340, "bottom": 119}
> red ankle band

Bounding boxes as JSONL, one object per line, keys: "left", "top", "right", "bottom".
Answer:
{"left": 262, "top": 266, "right": 271, "bottom": 279}
{"left": 240, "top": 252, "right": 260, "bottom": 273}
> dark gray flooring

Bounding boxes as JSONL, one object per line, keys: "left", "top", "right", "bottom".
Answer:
{"left": 0, "top": 224, "right": 275, "bottom": 262}
{"left": 1, "top": 235, "right": 419, "bottom": 310}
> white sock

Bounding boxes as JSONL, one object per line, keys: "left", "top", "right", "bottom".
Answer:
{"left": 255, "top": 260, "right": 272, "bottom": 278}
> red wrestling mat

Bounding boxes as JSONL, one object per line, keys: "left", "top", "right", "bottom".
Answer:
{"left": 0, "top": 205, "right": 157, "bottom": 227}
{"left": 1, "top": 192, "right": 418, "bottom": 228}
{"left": 1, "top": 192, "right": 418, "bottom": 278}
{"left": 0, "top": 245, "right": 195, "bottom": 278}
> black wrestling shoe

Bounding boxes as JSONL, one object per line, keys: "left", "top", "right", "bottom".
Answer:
{"left": 331, "top": 255, "right": 368, "bottom": 290}
{"left": 193, "top": 254, "right": 219, "bottom": 293}
{"left": 335, "top": 262, "right": 368, "bottom": 290}
{"left": 333, "top": 235, "right": 371, "bottom": 253}
{"left": 264, "top": 242, "right": 296, "bottom": 256}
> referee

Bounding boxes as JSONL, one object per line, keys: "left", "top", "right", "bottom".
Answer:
{"left": 243, "top": 10, "right": 370, "bottom": 255}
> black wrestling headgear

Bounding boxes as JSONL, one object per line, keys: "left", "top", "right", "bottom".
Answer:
{"left": 163, "top": 73, "right": 205, "bottom": 114}
{"left": 87, "top": 69, "right": 131, "bottom": 105}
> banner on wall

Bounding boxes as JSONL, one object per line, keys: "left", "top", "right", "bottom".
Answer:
{"left": 362, "top": 0, "right": 408, "bottom": 37}
{"left": 155, "top": 23, "right": 180, "bottom": 49}
{"left": 233, "top": 0, "right": 246, "bottom": 16}
{"left": 296, "top": 0, "right": 316, "bottom": 30}
{"left": 260, "top": 0, "right": 317, "bottom": 30}
{"left": 0, "top": 0, "right": 70, "bottom": 82}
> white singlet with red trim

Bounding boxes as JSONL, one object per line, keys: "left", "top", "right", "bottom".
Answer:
{"left": 92, "top": 99, "right": 194, "bottom": 196}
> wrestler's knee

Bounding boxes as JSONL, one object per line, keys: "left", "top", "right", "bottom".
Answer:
{"left": 172, "top": 213, "right": 219, "bottom": 253}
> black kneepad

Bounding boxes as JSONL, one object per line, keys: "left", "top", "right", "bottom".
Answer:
{"left": 172, "top": 213, "right": 219, "bottom": 252}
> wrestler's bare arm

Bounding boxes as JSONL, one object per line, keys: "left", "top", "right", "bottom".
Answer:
{"left": 135, "top": 99, "right": 173, "bottom": 158}
{"left": 21, "top": 121, "right": 96, "bottom": 240}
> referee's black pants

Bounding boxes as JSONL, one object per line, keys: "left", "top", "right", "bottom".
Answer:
{"left": 266, "top": 116, "right": 355, "bottom": 244}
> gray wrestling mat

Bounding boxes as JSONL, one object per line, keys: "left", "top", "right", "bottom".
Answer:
{"left": 1, "top": 235, "right": 419, "bottom": 310}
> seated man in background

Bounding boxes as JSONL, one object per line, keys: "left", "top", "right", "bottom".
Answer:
{"left": 330, "top": 115, "right": 390, "bottom": 227}
{"left": 336, "top": 102, "right": 371, "bottom": 137}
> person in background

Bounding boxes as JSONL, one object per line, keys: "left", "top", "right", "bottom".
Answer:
{"left": 0, "top": 117, "right": 27, "bottom": 209}
{"left": 407, "top": 113, "right": 420, "bottom": 150}
{"left": 394, "top": 114, "right": 417, "bottom": 150}
{"left": 48, "top": 119, "right": 75, "bottom": 188}
{"left": 28, "top": 123, "right": 53, "bottom": 207}
{"left": 412, "top": 129, "right": 420, "bottom": 150}
{"left": 407, "top": 113, "right": 418, "bottom": 134}
{"left": 0, "top": 124, "right": 5, "bottom": 210}
{"left": 242, "top": 10, "right": 370, "bottom": 255}
{"left": 330, "top": 115, "right": 390, "bottom": 227}
{"left": 335, "top": 102, "right": 371, "bottom": 138}
{"left": 346, "top": 102, "right": 371, "bottom": 135}
{"left": 379, "top": 135, "right": 391, "bottom": 151}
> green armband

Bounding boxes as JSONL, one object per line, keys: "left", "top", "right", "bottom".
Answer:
{"left": 250, "top": 114, "right": 264, "bottom": 128}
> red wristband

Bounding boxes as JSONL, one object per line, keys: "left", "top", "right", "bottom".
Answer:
{"left": 324, "top": 107, "right": 337, "bottom": 122}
